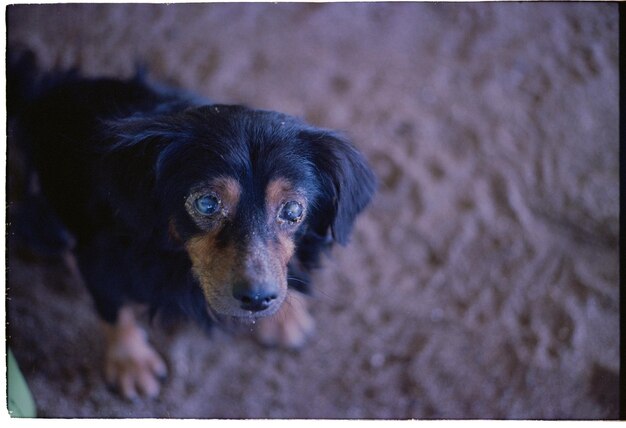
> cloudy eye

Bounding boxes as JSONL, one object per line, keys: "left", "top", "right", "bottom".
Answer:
{"left": 194, "top": 194, "right": 220, "bottom": 216}
{"left": 279, "top": 201, "right": 304, "bottom": 223}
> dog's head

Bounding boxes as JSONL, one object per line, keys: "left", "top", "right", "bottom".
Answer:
{"left": 105, "top": 105, "right": 375, "bottom": 320}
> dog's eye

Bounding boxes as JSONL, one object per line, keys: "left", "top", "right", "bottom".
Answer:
{"left": 279, "top": 201, "right": 304, "bottom": 223}
{"left": 194, "top": 194, "right": 220, "bottom": 216}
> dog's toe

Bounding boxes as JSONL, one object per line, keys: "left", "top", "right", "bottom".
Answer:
{"left": 254, "top": 292, "right": 315, "bottom": 349}
{"left": 105, "top": 337, "right": 166, "bottom": 400}
{"left": 104, "top": 313, "right": 167, "bottom": 400}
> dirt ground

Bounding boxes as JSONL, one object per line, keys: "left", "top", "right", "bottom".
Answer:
{"left": 5, "top": 2, "right": 619, "bottom": 419}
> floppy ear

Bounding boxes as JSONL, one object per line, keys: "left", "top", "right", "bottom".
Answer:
{"left": 301, "top": 129, "right": 376, "bottom": 245}
{"left": 100, "top": 115, "right": 186, "bottom": 242}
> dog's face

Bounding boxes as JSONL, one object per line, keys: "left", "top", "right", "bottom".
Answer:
{"left": 179, "top": 175, "right": 307, "bottom": 318}
{"left": 107, "top": 105, "right": 375, "bottom": 320}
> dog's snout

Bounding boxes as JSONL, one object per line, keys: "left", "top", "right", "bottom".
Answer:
{"left": 233, "top": 282, "right": 278, "bottom": 312}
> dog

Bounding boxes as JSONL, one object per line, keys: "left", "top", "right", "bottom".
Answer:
{"left": 8, "top": 51, "right": 376, "bottom": 400}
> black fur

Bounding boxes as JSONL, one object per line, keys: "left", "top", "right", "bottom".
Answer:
{"left": 8, "top": 54, "right": 376, "bottom": 330}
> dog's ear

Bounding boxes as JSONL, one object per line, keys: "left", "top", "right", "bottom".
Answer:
{"left": 101, "top": 115, "right": 186, "bottom": 242}
{"left": 301, "top": 129, "right": 376, "bottom": 245}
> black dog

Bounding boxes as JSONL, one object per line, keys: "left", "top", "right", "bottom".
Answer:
{"left": 8, "top": 52, "right": 376, "bottom": 399}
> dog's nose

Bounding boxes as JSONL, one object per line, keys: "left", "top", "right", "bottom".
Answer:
{"left": 232, "top": 283, "right": 278, "bottom": 312}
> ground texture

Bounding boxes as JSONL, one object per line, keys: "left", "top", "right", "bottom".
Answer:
{"left": 6, "top": 3, "right": 619, "bottom": 419}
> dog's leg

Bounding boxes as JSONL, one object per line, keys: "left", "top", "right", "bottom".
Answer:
{"left": 253, "top": 290, "right": 315, "bottom": 349}
{"left": 103, "top": 306, "right": 167, "bottom": 400}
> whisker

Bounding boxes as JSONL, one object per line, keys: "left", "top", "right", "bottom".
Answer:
{"left": 287, "top": 275, "right": 338, "bottom": 302}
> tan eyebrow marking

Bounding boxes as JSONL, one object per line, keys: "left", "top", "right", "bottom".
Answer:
{"left": 266, "top": 177, "right": 294, "bottom": 209}
{"left": 211, "top": 176, "right": 241, "bottom": 216}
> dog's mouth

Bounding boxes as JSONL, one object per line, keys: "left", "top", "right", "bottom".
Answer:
{"left": 207, "top": 309, "right": 259, "bottom": 326}
{"left": 203, "top": 291, "right": 285, "bottom": 325}
{"left": 204, "top": 304, "right": 276, "bottom": 333}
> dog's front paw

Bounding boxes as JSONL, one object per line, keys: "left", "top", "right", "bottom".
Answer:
{"left": 103, "top": 310, "right": 167, "bottom": 400}
{"left": 254, "top": 292, "right": 315, "bottom": 349}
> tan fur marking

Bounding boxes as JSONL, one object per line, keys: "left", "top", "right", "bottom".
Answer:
{"left": 212, "top": 176, "right": 241, "bottom": 215}
{"left": 168, "top": 218, "right": 182, "bottom": 244}
{"left": 266, "top": 177, "right": 294, "bottom": 209}
{"left": 273, "top": 234, "right": 296, "bottom": 266}
{"left": 185, "top": 233, "right": 240, "bottom": 313}
{"left": 103, "top": 307, "right": 167, "bottom": 400}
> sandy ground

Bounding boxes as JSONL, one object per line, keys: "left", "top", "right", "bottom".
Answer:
{"left": 5, "top": 3, "right": 619, "bottom": 419}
